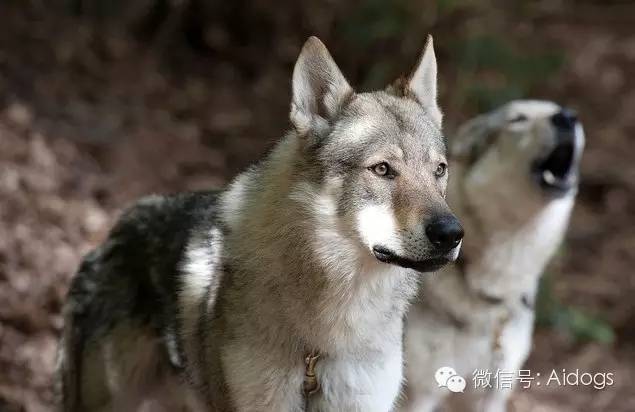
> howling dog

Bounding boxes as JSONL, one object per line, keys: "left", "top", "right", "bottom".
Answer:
{"left": 57, "top": 36, "right": 464, "bottom": 411}
{"left": 402, "top": 100, "right": 584, "bottom": 412}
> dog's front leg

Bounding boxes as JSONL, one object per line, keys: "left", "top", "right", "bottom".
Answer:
{"left": 221, "top": 342, "right": 306, "bottom": 412}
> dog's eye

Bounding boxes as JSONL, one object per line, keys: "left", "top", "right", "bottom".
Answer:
{"left": 435, "top": 163, "right": 447, "bottom": 178}
{"left": 509, "top": 114, "right": 528, "bottom": 123}
{"left": 371, "top": 162, "right": 391, "bottom": 177}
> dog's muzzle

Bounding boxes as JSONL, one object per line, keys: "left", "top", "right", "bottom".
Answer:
{"left": 373, "top": 214, "right": 464, "bottom": 272}
{"left": 532, "top": 108, "right": 583, "bottom": 196}
{"left": 372, "top": 216, "right": 463, "bottom": 273}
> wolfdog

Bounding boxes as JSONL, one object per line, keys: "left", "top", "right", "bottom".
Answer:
{"left": 57, "top": 36, "right": 464, "bottom": 411}
{"left": 401, "top": 100, "right": 584, "bottom": 412}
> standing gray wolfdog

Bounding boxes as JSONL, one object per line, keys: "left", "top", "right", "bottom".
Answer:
{"left": 57, "top": 36, "right": 464, "bottom": 411}
{"left": 401, "top": 100, "right": 584, "bottom": 412}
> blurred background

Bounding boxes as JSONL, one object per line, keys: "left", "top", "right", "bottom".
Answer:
{"left": 0, "top": 0, "right": 634, "bottom": 410}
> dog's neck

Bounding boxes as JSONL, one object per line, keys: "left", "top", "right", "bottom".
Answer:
{"left": 450, "top": 162, "right": 576, "bottom": 301}
{"left": 418, "top": 162, "right": 576, "bottom": 329}
{"left": 218, "top": 133, "right": 416, "bottom": 355}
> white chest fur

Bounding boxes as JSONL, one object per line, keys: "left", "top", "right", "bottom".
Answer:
{"left": 310, "top": 346, "right": 404, "bottom": 412}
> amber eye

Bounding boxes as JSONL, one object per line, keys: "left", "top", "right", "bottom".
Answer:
{"left": 435, "top": 163, "right": 447, "bottom": 178}
{"left": 371, "top": 162, "right": 390, "bottom": 177}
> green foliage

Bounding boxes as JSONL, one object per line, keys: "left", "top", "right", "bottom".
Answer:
{"left": 338, "top": 0, "right": 565, "bottom": 112}
{"left": 536, "top": 274, "right": 615, "bottom": 344}
{"left": 453, "top": 35, "right": 564, "bottom": 111}
{"left": 338, "top": 0, "right": 412, "bottom": 46}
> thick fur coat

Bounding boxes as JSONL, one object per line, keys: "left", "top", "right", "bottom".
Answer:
{"left": 401, "top": 100, "right": 584, "bottom": 412}
{"left": 58, "top": 36, "right": 463, "bottom": 412}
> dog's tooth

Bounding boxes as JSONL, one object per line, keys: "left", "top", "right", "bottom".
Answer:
{"left": 543, "top": 170, "right": 556, "bottom": 184}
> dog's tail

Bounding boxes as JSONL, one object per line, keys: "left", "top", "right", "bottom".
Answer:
{"left": 57, "top": 293, "right": 85, "bottom": 412}
{"left": 57, "top": 252, "right": 100, "bottom": 412}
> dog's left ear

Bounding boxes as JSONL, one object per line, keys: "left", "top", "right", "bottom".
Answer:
{"left": 290, "top": 36, "right": 354, "bottom": 137}
{"left": 398, "top": 35, "right": 442, "bottom": 126}
{"left": 450, "top": 113, "right": 494, "bottom": 164}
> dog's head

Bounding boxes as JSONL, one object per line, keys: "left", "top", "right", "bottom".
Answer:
{"left": 289, "top": 36, "right": 462, "bottom": 273}
{"left": 451, "top": 100, "right": 584, "bottom": 227}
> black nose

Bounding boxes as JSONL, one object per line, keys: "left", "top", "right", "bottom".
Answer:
{"left": 425, "top": 215, "right": 464, "bottom": 251}
{"left": 551, "top": 108, "right": 578, "bottom": 132}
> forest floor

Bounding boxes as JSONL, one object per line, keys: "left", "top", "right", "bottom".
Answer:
{"left": 1, "top": 3, "right": 634, "bottom": 411}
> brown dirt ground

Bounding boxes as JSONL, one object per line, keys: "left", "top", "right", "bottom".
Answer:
{"left": 1, "top": 3, "right": 634, "bottom": 411}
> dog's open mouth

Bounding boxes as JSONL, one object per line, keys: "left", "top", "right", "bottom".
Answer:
{"left": 372, "top": 246, "right": 450, "bottom": 273}
{"left": 533, "top": 138, "right": 578, "bottom": 195}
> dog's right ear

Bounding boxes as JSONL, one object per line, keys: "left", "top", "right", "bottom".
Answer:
{"left": 290, "top": 36, "right": 353, "bottom": 136}
{"left": 406, "top": 36, "right": 441, "bottom": 124}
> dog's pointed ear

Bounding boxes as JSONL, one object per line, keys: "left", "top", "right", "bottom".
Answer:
{"left": 450, "top": 114, "right": 494, "bottom": 163}
{"left": 405, "top": 35, "right": 442, "bottom": 125}
{"left": 290, "top": 36, "right": 353, "bottom": 136}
